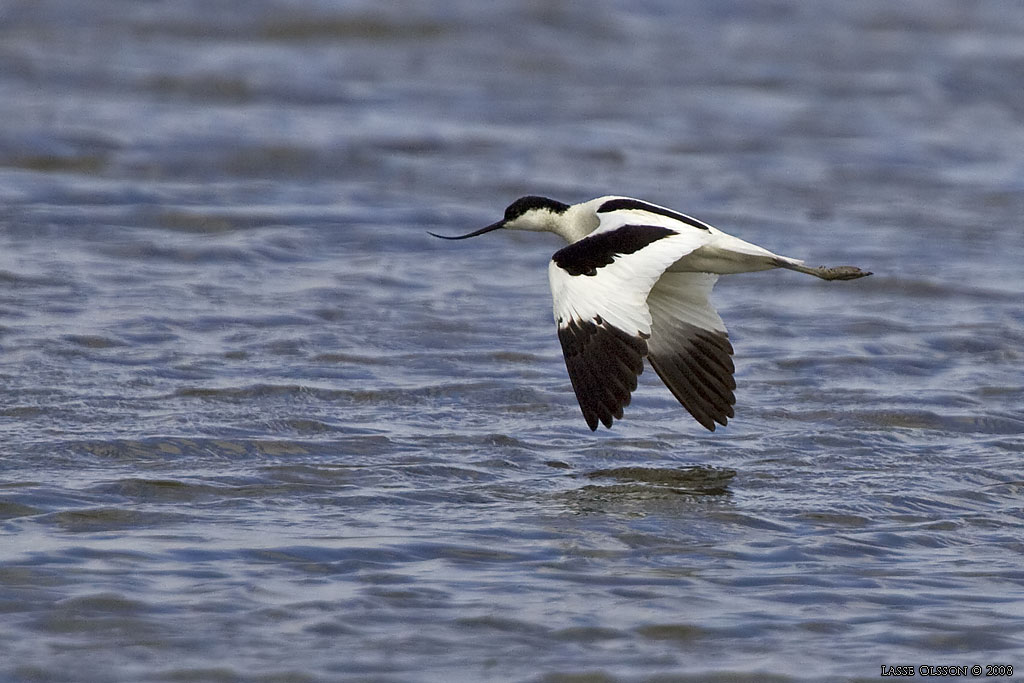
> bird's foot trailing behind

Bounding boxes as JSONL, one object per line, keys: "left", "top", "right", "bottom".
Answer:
{"left": 773, "top": 260, "right": 873, "bottom": 281}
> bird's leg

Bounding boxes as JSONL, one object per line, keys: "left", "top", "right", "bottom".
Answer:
{"left": 773, "top": 259, "right": 872, "bottom": 281}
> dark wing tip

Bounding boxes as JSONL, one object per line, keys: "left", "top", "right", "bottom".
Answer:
{"left": 557, "top": 317, "right": 648, "bottom": 430}
{"left": 648, "top": 327, "right": 737, "bottom": 431}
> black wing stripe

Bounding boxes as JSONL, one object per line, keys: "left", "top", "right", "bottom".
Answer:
{"left": 557, "top": 318, "right": 647, "bottom": 430}
{"left": 596, "top": 198, "right": 712, "bottom": 232}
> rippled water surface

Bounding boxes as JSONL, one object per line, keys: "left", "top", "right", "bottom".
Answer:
{"left": 2, "top": 1, "right": 1023, "bottom": 681}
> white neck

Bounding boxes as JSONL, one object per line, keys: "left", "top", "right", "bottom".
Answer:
{"left": 554, "top": 200, "right": 603, "bottom": 244}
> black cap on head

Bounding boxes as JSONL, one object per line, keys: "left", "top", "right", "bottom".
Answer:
{"left": 504, "top": 196, "right": 570, "bottom": 222}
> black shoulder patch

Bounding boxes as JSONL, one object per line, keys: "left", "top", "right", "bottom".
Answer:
{"left": 597, "top": 198, "right": 711, "bottom": 232}
{"left": 552, "top": 224, "right": 675, "bottom": 276}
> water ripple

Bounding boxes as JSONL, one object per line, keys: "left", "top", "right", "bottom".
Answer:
{"left": 2, "top": 0, "right": 1023, "bottom": 681}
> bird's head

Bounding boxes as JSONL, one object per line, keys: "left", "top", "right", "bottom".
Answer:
{"left": 430, "top": 196, "right": 571, "bottom": 240}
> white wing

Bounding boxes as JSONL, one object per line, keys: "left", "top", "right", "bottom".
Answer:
{"left": 646, "top": 272, "right": 736, "bottom": 431}
{"left": 548, "top": 224, "right": 711, "bottom": 430}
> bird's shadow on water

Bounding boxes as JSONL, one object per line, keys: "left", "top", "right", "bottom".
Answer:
{"left": 552, "top": 464, "right": 736, "bottom": 516}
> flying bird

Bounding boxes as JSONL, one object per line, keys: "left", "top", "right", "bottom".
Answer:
{"left": 431, "top": 196, "right": 871, "bottom": 431}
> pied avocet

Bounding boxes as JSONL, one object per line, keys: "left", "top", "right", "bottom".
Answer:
{"left": 432, "top": 196, "right": 871, "bottom": 431}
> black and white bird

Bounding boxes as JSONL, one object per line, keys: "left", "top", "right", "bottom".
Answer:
{"left": 431, "top": 196, "right": 871, "bottom": 432}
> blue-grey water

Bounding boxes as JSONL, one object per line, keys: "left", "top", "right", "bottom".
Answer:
{"left": 2, "top": 1, "right": 1024, "bottom": 681}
